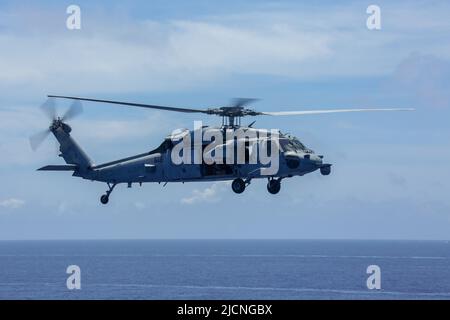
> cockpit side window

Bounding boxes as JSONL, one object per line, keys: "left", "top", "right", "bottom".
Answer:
{"left": 279, "top": 138, "right": 295, "bottom": 152}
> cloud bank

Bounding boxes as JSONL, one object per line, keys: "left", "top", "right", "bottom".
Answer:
{"left": 1, "top": 2, "right": 450, "bottom": 98}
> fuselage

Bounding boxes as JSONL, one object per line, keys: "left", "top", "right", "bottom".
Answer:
{"left": 78, "top": 126, "right": 328, "bottom": 185}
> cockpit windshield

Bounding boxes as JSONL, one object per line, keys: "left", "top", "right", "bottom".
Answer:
{"left": 290, "top": 138, "right": 307, "bottom": 150}
{"left": 279, "top": 135, "right": 312, "bottom": 153}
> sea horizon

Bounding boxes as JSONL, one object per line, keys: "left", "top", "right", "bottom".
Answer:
{"left": 1, "top": 239, "right": 449, "bottom": 300}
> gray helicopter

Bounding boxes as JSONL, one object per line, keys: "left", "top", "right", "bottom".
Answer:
{"left": 30, "top": 95, "right": 413, "bottom": 204}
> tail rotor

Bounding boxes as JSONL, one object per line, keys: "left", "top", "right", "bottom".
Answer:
{"left": 29, "top": 98, "right": 83, "bottom": 151}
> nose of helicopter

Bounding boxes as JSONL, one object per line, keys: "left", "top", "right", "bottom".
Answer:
{"left": 286, "top": 153, "right": 323, "bottom": 170}
{"left": 308, "top": 154, "right": 323, "bottom": 166}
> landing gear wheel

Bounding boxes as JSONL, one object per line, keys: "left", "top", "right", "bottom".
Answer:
{"left": 267, "top": 179, "right": 281, "bottom": 194}
{"left": 320, "top": 165, "right": 331, "bottom": 176}
{"left": 100, "top": 182, "right": 117, "bottom": 205}
{"left": 100, "top": 194, "right": 109, "bottom": 204}
{"left": 232, "top": 178, "right": 246, "bottom": 194}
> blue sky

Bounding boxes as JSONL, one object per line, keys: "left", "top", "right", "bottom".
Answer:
{"left": 0, "top": 0, "right": 450, "bottom": 240}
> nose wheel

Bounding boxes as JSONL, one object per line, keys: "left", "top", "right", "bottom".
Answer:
{"left": 100, "top": 183, "right": 116, "bottom": 205}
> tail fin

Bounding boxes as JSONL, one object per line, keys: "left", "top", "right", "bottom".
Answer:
{"left": 51, "top": 122, "right": 92, "bottom": 170}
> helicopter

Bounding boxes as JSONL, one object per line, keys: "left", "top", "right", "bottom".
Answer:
{"left": 30, "top": 95, "right": 413, "bottom": 204}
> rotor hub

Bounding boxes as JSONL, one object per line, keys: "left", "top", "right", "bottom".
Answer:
{"left": 50, "top": 118, "right": 71, "bottom": 133}
{"left": 205, "top": 106, "right": 262, "bottom": 127}
{"left": 206, "top": 106, "right": 261, "bottom": 118}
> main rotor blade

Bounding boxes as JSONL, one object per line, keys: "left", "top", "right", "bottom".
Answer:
{"left": 261, "top": 108, "right": 415, "bottom": 116}
{"left": 48, "top": 95, "right": 209, "bottom": 114}
{"left": 40, "top": 98, "right": 56, "bottom": 120}
{"left": 29, "top": 129, "right": 50, "bottom": 151}
{"left": 62, "top": 100, "right": 83, "bottom": 121}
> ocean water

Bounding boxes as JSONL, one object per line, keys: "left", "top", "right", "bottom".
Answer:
{"left": 0, "top": 240, "right": 449, "bottom": 300}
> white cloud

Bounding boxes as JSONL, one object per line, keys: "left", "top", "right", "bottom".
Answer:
{"left": 1, "top": 3, "right": 450, "bottom": 97}
{"left": 0, "top": 198, "right": 25, "bottom": 209}
{"left": 74, "top": 113, "right": 174, "bottom": 142}
{"left": 181, "top": 182, "right": 229, "bottom": 204}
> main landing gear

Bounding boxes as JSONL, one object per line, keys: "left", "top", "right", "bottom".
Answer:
{"left": 267, "top": 178, "right": 281, "bottom": 194}
{"left": 231, "top": 178, "right": 246, "bottom": 194}
{"left": 100, "top": 183, "right": 117, "bottom": 204}
{"left": 231, "top": 177, "right": 282, "bottom": 195}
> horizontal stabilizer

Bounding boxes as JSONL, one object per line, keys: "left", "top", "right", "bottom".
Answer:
{"left": 37, "top": 165, "right": 78, "bottom": 171}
